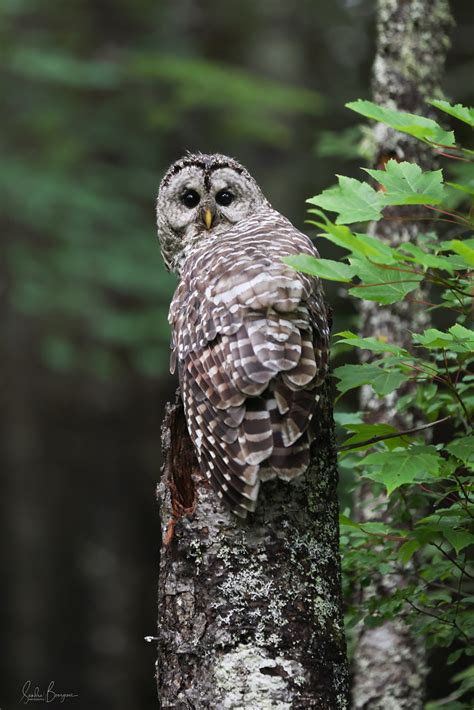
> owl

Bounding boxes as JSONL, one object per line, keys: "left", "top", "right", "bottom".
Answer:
{"left": 156, "top": 153, "right": 330, "bottom": 518}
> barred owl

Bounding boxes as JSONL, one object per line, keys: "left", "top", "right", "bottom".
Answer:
{"left": 156, "top": 153, "right": 330, "bottom": 518}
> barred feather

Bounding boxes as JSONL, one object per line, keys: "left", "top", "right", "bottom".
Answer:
{"left": 169, "top": 209, "right": 330, "bottom": 517}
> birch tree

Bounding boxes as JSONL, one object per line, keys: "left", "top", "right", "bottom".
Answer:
{"left": 352, "top": 2, "right": 454, "bottom": 708}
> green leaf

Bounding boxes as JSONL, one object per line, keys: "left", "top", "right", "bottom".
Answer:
{"left": 443, "top": 529, "right": 474, "bottom": 555}
{"left": 340, "top": 422, "right": 407, "bottom": 452}
{"left": 420, "top": 510, "right": 470, "bottom": 526}
{"left": 413, "top": 325, "right": 474, "bottom": 353}
{"left": 412, "top": 328, "right": 454, "bottom": 348}
{"left": 339, "top": 513, "right": 360, "bottom": 529}
{"left": 334, "top": 411, "right": 364, "bottom": 427}
{"left": 398, "top": 539, "right": 421, "bottom": 564}
{"left": 339, "top": 513, "right": 359, "bottom": 528}
{"left": 361, "top": 446, "right": 442, "bottom": 494}
{"left": 334, "top": 363, "right": 406, "bottom": 397}
{"left": 336, "top": 330, "right": 409, "bottom": 356}
{"left": 306, "top": 211, "right": 400, "bottom": 265}
{"left": 444, "top": 239, "right": 474, "bottom": 267}
{"left": 316, "top": 226, "right": 399, "bottom": 264}
{"left": 446, "top": 436, "right": 474, "bottom": 465}
{"left": 413, "top": 524, "right": 441, "bottom": 545}
{"left": 358, "top": 521, "right": 402, "bottom": 536}
{"left": 283, "top": 255, "right": 354, "bottom": 281}
{"left": 450, "top": 324, "right": 474, "bottom": 345}
{"left": 352, "top": 234, "right": 401, "bottom": 263}
{"left": 349, "top": 257, "right": 423, "bottom": 304}
{"left": 447, "top": 649, "right": 464, "bottom": 665}
{"left": 308, "top": 176, "right": 383, "bottom": 224}
{"left": 341, "top": 422, "right": 399, "bottom": 436}
{"left": 446, "top": 181, "right": 474, "bottom": 197}
{"left": 346, "top": 99, "right": 456, "bottom": 146}
{"left": 430, "top": 99, "right": 474, "bottom": 128}
{"left": 308, "top": 219, "right": 362, "bottom": 251}
{"left": 400, "top": 243, "right": 457, "bottom": 273}
{"left": 364, "top": 615, "right": 384, "bottom": 628}
{"left": 364, "top": 160, "right": 445, "bottom": 206}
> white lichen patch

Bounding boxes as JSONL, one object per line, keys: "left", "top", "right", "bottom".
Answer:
{"left": 313, "top": 586, "right": 339, "bottom": 623}
{"left": 213, "top": 643, "right": 305, "bottom": 710}
{"left": 281, "top": 529, "right": 340, "bottom": 627}
{"left": 289, "top": 532, "right": 331, "bottom": 567}
{"left": 213, "top": 563, "right": 288, "bottom": 646}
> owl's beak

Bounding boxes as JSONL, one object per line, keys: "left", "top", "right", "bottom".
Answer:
{"left": 202, "top": 207, "right": 215, "bottom": 230}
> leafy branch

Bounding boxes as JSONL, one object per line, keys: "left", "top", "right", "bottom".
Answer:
{"left": 293, "top": 96, "right": 474, "bottom": 705}
{"left": 338, "top": 416, "right": 451, "bottom": 452}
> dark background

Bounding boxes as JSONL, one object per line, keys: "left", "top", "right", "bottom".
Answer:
{"left": 2, "top": 1, "right": 473, "bottom": 708}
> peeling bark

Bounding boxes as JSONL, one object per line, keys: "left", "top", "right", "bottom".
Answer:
{"left": 156, "top": 383, "right": 348, "bottom": 709}
{"left": 352, "top": 1, "right": 453, "bottom": 708}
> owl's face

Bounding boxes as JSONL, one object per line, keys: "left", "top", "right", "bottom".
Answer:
{"left": 156, "top": 153, "right": 269, "bottom": 272}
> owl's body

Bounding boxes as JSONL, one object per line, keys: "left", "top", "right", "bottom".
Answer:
{"left": 157, "top": 154, "right": 330, "bottom": 517}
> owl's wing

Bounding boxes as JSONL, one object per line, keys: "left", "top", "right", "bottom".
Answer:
{"left": 169, "top": 212, "right": 330, "bottom": 517}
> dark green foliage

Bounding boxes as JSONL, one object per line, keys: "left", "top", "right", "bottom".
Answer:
{"left": 290, "top": 99, "right": 474, "bottom": 708}
{"left": 1, "top": 1, "right": 323, "bottom": 378}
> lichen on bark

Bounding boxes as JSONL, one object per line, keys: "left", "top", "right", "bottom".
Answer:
{"left": 156, "top": 382, "right": 349, "bottom": 709}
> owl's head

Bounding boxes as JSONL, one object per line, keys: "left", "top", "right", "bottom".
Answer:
{"left": 156, "top": 153, "right": 269, "bottom": 272}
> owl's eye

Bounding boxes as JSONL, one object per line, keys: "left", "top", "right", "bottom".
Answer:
{"left": 216, "top": 190, "right": 233, "bottom": 207}
{"left": 181, "top": 189, "right": 200, "bottom": 208}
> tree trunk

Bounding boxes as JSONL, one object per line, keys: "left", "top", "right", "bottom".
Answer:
{"left": 156, "top": 381, "right": 348, "bottom": 709}
{"left": 352, "top": 1, "right": 453, "bottom": 708}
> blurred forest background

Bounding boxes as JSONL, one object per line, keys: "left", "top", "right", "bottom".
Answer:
{"left": 1, "top": 1, "right": 473, "bottom": 708}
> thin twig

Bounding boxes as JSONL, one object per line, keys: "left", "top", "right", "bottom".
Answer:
{"left": 337, "top": 416, "right": 451, "bottom": 452}
{"left": 404, "top": 598, "right": 471, "bottom": 644}
{"left": 435, "top": 150, "right": 473, "bottom": 163}
{"left": 453, "top": 473, "right": 474, "bottom": 509}
{"left": 351, "top": 278, "right": 423, "bottom": 289}
{"left": 431, "top": 542, "right": 474, "bottom": 581}
{"left": 405, "top": 598, "right": 453, "bottom": 626}
{"left": 446, "top": 384, "right": 473, "bottom": 431}
{"left": 424, "top": 204, "right": 472, "bottom": 226}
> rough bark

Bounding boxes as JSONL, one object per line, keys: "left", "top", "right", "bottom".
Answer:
{"left": 352, "top": 1, "right": 454, "bottom": 709}
{"left": 156, "top": 381, "right": 348, "bottom": 709}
